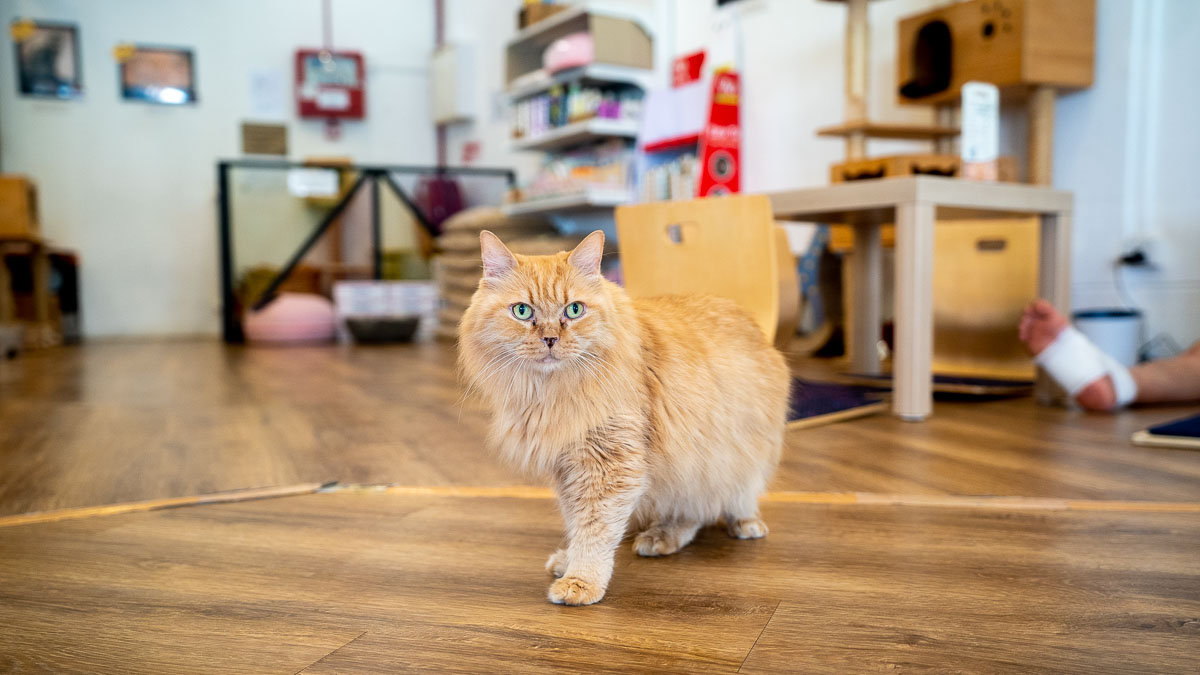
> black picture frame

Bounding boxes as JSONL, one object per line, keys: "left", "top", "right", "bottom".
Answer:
{"left": 13, "top": 20, "right": 83, "bottom": 99}
{"left": 119, "top": 45, "right": 197, "bottom": 105}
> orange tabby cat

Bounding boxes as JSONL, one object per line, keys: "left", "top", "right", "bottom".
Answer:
{"left": 458, "top": 230, "right": 790, "bottom": 605}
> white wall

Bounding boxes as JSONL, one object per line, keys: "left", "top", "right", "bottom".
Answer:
{"left": 440, "top": 0, "right": 528, "bottom": 174}
{"left": 0, "top": 0, "right": 435, "bottom": 337}
{"left": 1062, "top": 0, "right": 1200, "bottom": 348}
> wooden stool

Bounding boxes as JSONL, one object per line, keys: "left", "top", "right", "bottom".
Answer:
{"left": 1, "top": 236, "right": 58, "bottom": 348}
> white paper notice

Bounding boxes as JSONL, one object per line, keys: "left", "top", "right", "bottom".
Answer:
{"left": 287, "top": 168, "right": 340, "bottom": 198}
{"left": 249, "top": 68, "right": 288, "bottom": 120}
{"left": 315, "top": 88, "right": 351, "bottom": 111}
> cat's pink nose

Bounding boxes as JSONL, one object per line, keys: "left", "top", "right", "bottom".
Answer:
{"left": 542, "top": 337, "right": 558, "bottom": 348}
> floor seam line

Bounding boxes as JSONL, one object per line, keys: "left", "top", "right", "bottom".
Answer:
{"left": 295, "top": 630, "right": 369, "bottom": 675}
{"left": 6, "top": 485, "right": 1200, "bottom": 528}
{"left": 738, "top": 599, "right": 781, "bottom": 673}
{"left": 331, "top": 485, "right": 1200, "bottom": 513}
{"left": 0, "top": 482, "right": 333, "bottom": 528}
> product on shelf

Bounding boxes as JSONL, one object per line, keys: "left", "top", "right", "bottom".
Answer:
{"left": 518, "top": 139, "right": 634, "bottom": 202}
{"left": 511, "top": 82, "right": 643, "bottom": 139}
{"left": 639, "top": 149, "right": 699, "bottom": 203}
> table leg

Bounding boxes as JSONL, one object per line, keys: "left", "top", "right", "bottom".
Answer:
{"left": 850, "top": 224, "right": 882, "bottom": 373}
{"left": 0, "top": 255, "right": 14, "bottom": 323}
{"left": 893, "top": 201, "right": 935, "bottom": 421}
{"left": 1036, "top": 210, "right": 1073, "bottom": 403}
{"left": 32, "top": 246, "right": 51, "bottom": 325}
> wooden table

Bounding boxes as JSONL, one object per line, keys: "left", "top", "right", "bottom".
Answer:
{"left": 768, "top": 176, "right": 1072, "bottom": 421}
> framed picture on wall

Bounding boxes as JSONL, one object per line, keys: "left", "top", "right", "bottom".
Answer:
{"left": 12, "top": 19, "right": 83, "bottom": 99}
{"left": 119, "top": 45, "right": 197, "bottom": 105}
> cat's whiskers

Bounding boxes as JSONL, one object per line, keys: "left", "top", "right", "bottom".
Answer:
{"left": 499, "top": 356, "right": 529, "bottom": 414}
{"left": 458, "top": 348, "right": 514, "bottom": 403}
{"left": 573, "top": 360, "right": 616, "bottom": 408}
{"left": 574, "top": 350, "right": 624, "bottom": 408}
{"left": 457, "top": 348, "right": 523, "bottom": 417}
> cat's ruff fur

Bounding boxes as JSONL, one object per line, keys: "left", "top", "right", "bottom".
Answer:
{"left": 458, "top": 230, "right": 790, "bottom": 606}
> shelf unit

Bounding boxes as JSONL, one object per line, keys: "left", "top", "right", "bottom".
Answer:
{"left": 507, "top": 63, "right": 654, "bottom": 101}
{"left": 504, "top": 5, "right": 655, "bottom": 220}
{"left": 816, "top": 120, "right": 959, "bottom": 141}
{"left": 511, "top": 117, "right": 640, "bottom": 153}
{"left": 501, "top": 189, "right": 631, "bottom": 217}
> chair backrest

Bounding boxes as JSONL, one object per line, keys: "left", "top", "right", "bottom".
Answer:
{"left": 615, "top": 195, "right": 793, "bottom": 346}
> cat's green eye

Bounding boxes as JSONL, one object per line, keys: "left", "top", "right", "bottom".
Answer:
{"left": 565, "top": 301, "right": 585, "bottom": 319}
{"left": 511, "top": 303, "right": 533, "bottom": 321}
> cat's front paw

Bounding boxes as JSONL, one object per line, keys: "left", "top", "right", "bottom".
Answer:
{"left": 548, "top": 576, "right": 606, "bottom": 606}
{"left": 545, "top": 549, "right": 567, "bottom": 577}
{"left": 727, "top": 517, "right": 768, "bottom": 539}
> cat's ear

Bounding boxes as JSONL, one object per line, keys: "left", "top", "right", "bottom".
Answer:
{"left": 568, "top": 230, "right": 605, "bottom": 276}
{"left": 480, "top": 230, "right": 518, "bottom": 278}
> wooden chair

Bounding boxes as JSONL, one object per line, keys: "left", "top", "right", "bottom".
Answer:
{"left": 614, "top": 195, "right": 799, "bottom": 350}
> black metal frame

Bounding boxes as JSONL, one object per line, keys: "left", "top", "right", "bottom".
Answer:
{"left": 217, "top": 159, "right": 516, "bottom": 342}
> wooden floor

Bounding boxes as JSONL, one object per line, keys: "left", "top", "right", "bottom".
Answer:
{"left": 1, "top": 340, "right": 1199, "bottom": 672}
{"left": 2, "top": 490, "right": 1197, "bottom": 673}
{"left": 2, "top": 341, "right": 1198, "bottom": 516}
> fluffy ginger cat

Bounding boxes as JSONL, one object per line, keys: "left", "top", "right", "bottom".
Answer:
{"left": 458, "top": 230, "right": 790, "bottom": 606}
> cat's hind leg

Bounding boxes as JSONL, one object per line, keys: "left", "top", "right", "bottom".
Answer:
{"left": 545, "top": 548, "right": 567, "bottom": 577}
{"left": 723, "top": 490, "right": 769, "bottom": 539}
{"left": 632, "top": 520, "right": 701, "bottom": 557}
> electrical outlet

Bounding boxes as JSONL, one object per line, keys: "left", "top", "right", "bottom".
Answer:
{"left": 1118, "top": 247, "right": 1150, "bottom": 267}
{"left": 1117, "top": 235, "right": 1159, "bottom": 268}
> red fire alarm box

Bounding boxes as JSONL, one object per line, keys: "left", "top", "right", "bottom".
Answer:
{"left": 295, "top": 49, "right": 365, "bottom": 119}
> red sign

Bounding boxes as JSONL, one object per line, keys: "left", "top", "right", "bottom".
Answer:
{"left": 696, "top": 70, "right": 740, "bottom": 197}
{"left": 672, "top": 50, "right": 706, "bottom": 88}
{"left": 461, "top": 140, "right": 480, "bottom": 164}
{"left": 295, "top": 49, "right": 366, "bottom": 119}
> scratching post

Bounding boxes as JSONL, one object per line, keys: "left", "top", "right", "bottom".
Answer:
{"left": 844, "top": 0, "right": 869, "bottom": 159}
{"left": 842, "top": 0, "right": 871, "bottom": 365}
{"left": 1027, "top": 85, "right": 1056, "bottom": 185}
{"left": 935, "top": 104, "right": 956, "bottom": 155}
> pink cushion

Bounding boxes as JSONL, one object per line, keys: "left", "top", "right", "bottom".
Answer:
{"left": 244, "top": 292, "right": 336, "bottom": 344}
{"left": 543, "top": 32, "right": 594, "bottom": 73}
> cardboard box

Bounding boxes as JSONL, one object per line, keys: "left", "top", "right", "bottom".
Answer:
{"left": 506, "top": 10, "right": 653, "bottom": 85}
{"left": 519, "top": 3, "right": 567, "bottom": 30}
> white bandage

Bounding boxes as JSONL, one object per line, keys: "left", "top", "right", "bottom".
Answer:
{"left": 1034, "top": 326, "right": 1138, "bottom": 408}
{"left": 1098, "top": 350, "right": 1139, "bottom": 408}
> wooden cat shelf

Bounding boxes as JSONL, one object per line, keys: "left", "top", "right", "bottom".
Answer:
{"left": 896, "top": 0, "right": 1095, "bottom": 184}
{"left": 896, "top": 0, "right": 1094, "bottom": 106}
{"left": 816, "top": 120, "right": 959, "bottom": 142}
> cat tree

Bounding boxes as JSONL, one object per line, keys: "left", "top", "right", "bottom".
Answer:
{"left": 820, "top": 0, "right": 1095, "bottom": 184}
